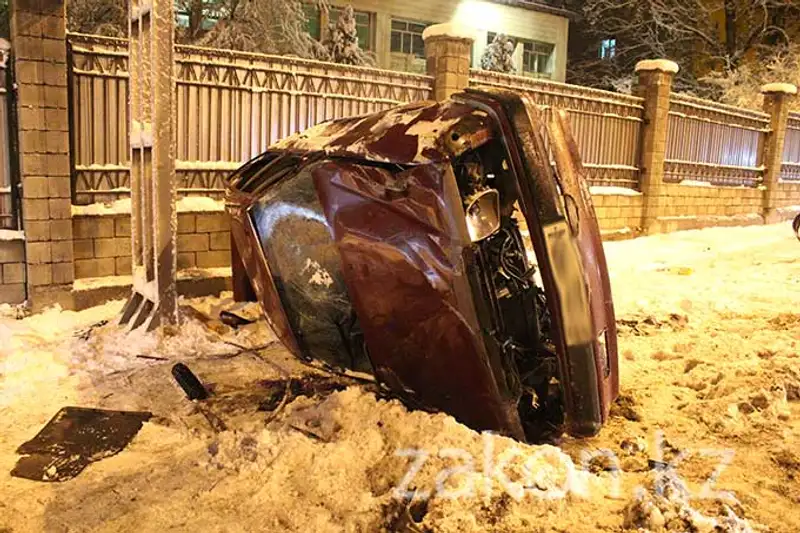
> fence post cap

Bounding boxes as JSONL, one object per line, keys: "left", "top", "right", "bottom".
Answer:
{"left": 422, "top": 22, "right": 476, "bottom": 43}
{"left": 760, "top": 83, "right": 797, "bottom": 95}
{"left": 634, "top": 59, "right": 679, "bottom": 74}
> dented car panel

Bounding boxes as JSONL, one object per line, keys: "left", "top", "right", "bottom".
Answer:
{"left": 225, "top": 89, "right": 618, "bottom": 441}
{"left": 313, "top": 161, "right": 525, "bottom": 438}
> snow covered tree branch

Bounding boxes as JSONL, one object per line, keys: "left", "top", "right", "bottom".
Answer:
{"left": 322, "top": 5, "right": 374, "bottom": 66}
{"left": 569, "top": 0, "right": 800, "bottom": 97}
{"left": 480, "top": 34, "right": 515, "bottom": 74}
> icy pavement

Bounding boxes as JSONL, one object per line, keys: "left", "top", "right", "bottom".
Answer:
{"left": 1, "top": 222, "right": 799, "bottom": 532}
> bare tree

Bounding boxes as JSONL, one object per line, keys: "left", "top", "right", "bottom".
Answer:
{"left": 67, "top": 0, "right": 127, "bottom": 37}
{"left": 703, "top": 41, "right": 800, "bottom": 110}
{"left": 568, "top": 0, "right": 800, "bottom": 95}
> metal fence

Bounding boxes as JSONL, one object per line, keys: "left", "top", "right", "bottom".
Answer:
{"left": 665, "top": 93, "right": 769, "bottom": 187}
{"left": 469, "top": 69, "right": 645, "bottom": 189}
{"left": 781, "top": 111, "right": 800, "bottom": 181}
{"left": 0, "top": 42, "right": 16, "bottom": 230}
{"left": 68, "top": 33, "right": 434, "bottom": 204}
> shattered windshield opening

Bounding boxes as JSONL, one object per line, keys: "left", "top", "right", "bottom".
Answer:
{"left": 248, "top": 161, "right": 370, "bottom": 373}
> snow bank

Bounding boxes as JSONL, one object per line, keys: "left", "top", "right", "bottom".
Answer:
{"left": 590, "top": 186, "right": 642, "bottom": 196}
{"left": 175, "top": 161, "right": 242, "bottom": 171}
{"left": 176, "top": 196, "right": 226, "bottom": 213}
{"left": 72, "top": 196, "right": 225, "bottom": 216}
{"left": 678, "top": 179, "right": 713, "bottom": 187}
{"left": 73, "top": 268, "right": 232, "bottom": 292}
{"left": 0, "top": 229, "right": 24, "bottom": 241}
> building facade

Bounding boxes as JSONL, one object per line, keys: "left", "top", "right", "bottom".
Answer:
{"left": 305, "top": 0, "right": 572, "bottom": 81}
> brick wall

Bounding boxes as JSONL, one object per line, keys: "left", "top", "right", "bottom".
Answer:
{"left": 775, "top": 181, "right": 800, "bottom": 208}
{"left": 593, "top": 193, "right": 644, "bottom": 234}
{"left": 72, "top": 211, "right": 231, "bottom": 279}
{"left": 590, "top": 183, "right": 800, "bottom": 236}
{"left": 176, "top": 212, "right": 231, "bottom": 270}
{"left": 0, "top": 239, "right": 26, "bottom": 303}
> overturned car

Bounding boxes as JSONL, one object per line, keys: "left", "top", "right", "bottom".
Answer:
{"left": 224, "top": 89, "right": 618, "bottom": 442}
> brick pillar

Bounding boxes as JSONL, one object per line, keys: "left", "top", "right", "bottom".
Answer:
{"left": 632, "top": 60, "right": 679, "bottom": 234}
{"left": 11, "top": 0, "right": 74, "bottom": 310}
{"left": 760, "top": 83, "right": 797, "bottom": 224}
{"left": 423, "top": 24, "right": 474, "bottom": 102}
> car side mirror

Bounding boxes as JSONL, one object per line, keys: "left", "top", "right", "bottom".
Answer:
{"left": 465, "top": 189, "right": 501, "bottom": 242}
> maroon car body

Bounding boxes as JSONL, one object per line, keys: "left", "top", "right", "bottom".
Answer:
{"left": 225, "top": 89, "right": 618, "bottom": 441}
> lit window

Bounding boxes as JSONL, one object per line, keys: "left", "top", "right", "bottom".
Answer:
{"left": 329, "top": 6, "right": 374, "bottom": 51}
{"left": 522, "top": 40, "right": 554, "bottom": 78}
{"left": 600, "top": 38, "right": 616, "bottom": 59}
{"left": 176, "top": 12, "right": 190, "bottom": 28}
{"left": 390, "top": 18, "right": 431, "bottom": 58}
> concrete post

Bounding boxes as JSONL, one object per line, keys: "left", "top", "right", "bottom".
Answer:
{"left": 632, "top": 60, "right": 679, "bottom": 234}
{"left": 422, "top": 23, "right": 474, "bottom": 102}
{"left": 760, "top": 83, "right": 797, "bottom": 224}
{"left": 119, "top": 0, "right": 178, "bottom": 330}
{"left": 11, "top": 0, "right": 74, "bottom": 310}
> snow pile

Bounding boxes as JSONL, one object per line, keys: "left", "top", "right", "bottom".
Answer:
{"left": 624, "top": 471, "right": 753, "bottom": 532}
{"left": 198, "top": 387, "right": 610, "bottom": 532}
{"left": 590, "top": 185, "right": 642, "bottom": 196}
{"left": 421, "top": 22, "right": 476, "bottom": 42}
{"left": 0, "top": 229, "right": 24, "bottom": 241}
{"left": 679, "top": 179, "right": 714, "bottom": 187}
{"left": 635, "top": 59, "right": 680, "bottom": 74}
{"left": 72, "top": 196, "right": 225, "bottom": 216}
{"left": 3, "top": 223, "right": 800, "bottom": 532}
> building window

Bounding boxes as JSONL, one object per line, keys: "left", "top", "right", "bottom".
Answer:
{"left": 329, "top": 6, "right": 374, "bottom": 50}
{"left": 391, "top": 18, "right": 430, "bottom": 58}
{"left": 175, "top": 11, "right": 220, "bottom": 31}
{"left": 600, "top": 38, "right": 616, "bottom": 59}
{"left": 304, "top": 3, "right": 322, "bottom": 40}
{"left": 304, "top": 4, "right": 374, "bottom": 51}
{"left": 487, "top": 33, "right": 554, "bottom": 78}
{"left": 522, "top": 41, "right": 554, "bottom": 78}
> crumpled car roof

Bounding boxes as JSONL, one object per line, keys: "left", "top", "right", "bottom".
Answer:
{"left": 271, "top": 99, "right": 494, "bottom": 165}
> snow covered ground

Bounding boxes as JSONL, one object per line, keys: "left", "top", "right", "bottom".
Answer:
{"left": 1, "top": 222, "right": 799, "bottom": 532}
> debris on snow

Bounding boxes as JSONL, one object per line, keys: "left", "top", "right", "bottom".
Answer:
{"left": 624, "top": 471, "right": 754, "bottom": 532}
{"left": 2, "top": 223, "right": 800, "bottom": 532}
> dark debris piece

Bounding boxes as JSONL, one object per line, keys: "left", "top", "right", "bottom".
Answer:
{"left": 219, "top": 310, "right": 256, "bottom": 329}
{"left": 12, "top": 407, "right": 151, "bottom": 482}
{"left": 172, "top": 363, "right": 209, "bottom": 401}
{"left": 257, "top": 375, "right": 351, "bottom": 412}
{"left": 74, "top": 320, "right": 109, "bottom": 341}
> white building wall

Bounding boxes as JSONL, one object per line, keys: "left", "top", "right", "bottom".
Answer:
{"left": 328, "top": 0, "right": 570, "bottom": 81}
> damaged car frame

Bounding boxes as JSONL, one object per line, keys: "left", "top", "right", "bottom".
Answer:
{"left": 225, "top": 89, "right": 619, "bottom": 442}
